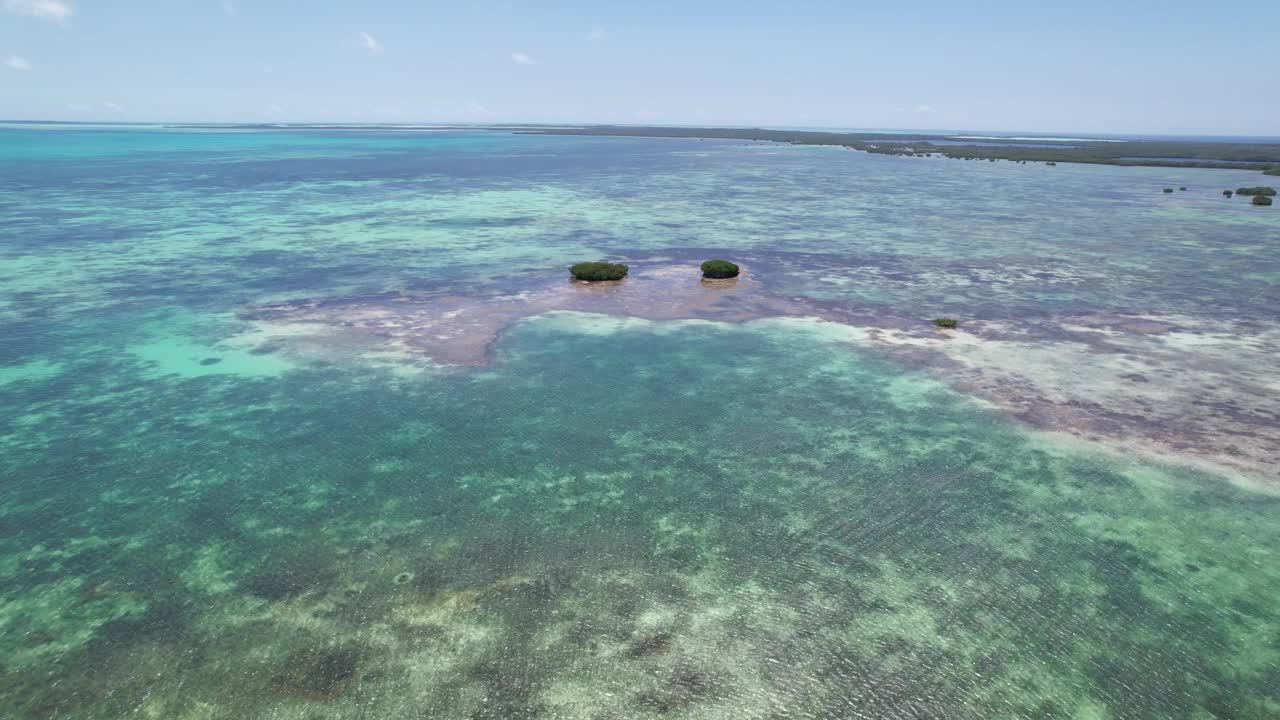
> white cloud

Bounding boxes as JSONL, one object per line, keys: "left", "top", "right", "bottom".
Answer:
{"left": 103, "top": 101, "right": 123, "bottom": 112}
{"left": 66, "top": 102, "right": 89, "bottom": 111}
{"left": 464, "top": 100, "right": 494, "bottom": 117}
{"left": 360, "top": 31, "right": 383, "bottom": 53}
{"left": 5, "top": 55, "right": 31, "bottom": 71}
{"left": 511, "top": 51, "right": 534, "bottom": 65}
{"left": 588, "top": 28, "right": 605, "bottom": 41}
{"left": 4, "top": 0, "right": 72, "bottom": 23}
{"left": 915, "top": 104, "right": 937, "bottom": 114}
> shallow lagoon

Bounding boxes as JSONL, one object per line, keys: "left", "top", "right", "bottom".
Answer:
{"left": 1, "top": 126, "right": 1278, "bottom": 718}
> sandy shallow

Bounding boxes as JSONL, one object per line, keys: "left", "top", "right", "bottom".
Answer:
{"left": 243, "top": 262, "right": 1280, "bottom": 490}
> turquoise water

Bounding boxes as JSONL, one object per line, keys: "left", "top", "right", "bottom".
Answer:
{"left": 1, "top": 126, "right": 1278, "bottom": 719}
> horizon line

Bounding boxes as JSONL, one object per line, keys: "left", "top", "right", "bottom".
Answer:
{"left": 5, "top": 118, "right": 1280, "bottom": 140}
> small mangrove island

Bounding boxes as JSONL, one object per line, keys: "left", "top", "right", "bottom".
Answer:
{"left": 933, "top": 318, "right": 958, "bottom": 329}
{"left": 1254, "top": 195, "right": 1273, "bottom": 206}
{"left": 1236, "top": 187, "right": 1277, "bottom": 197}
{"left": 701, "top": 259, "right": 741, "bottom": 279}
{"left": 570, "top": 261, "right": 629, "bottom": 281}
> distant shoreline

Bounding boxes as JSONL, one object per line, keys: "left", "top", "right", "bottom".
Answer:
{"left": 6, "top": 120, "right": 1279, "bottom": 174}
{"left": 513, "top": 125, "right": 1280, "bottom": 175}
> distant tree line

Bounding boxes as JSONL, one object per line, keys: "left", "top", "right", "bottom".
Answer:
{"left": 519, "top": 126, "right": 1280, "bottom": 174}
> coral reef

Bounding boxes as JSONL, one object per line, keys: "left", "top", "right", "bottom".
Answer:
{"left": 271, "top": 647, "right": 363, "bottom": 699}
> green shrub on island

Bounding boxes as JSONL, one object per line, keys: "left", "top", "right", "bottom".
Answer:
{"left": 1223, "top": 190, "right": 1234, "bottom": 197}
{"left": 1264, "top": 168, "right": 1280, "bottom": 177}
{"left": 1179, "top": 187, "right": 1187, "bottom": 191}
{"left": 700, "top": 259, "right": 740, "bottom": 279}
{"left": 569, "top": 261, "right": 629, "bottom": 281}
{"left": 1162, "top": 188, "right": 1174, "bottom": 193}
{"left": 933, "top": 318, "right": 958, "bottom": 329}
{"left": 1235, "top": 186, "right": 1277, "bottom": 197}
{"left": 1254, "top": 195, "right": 1273, "bottom": 206}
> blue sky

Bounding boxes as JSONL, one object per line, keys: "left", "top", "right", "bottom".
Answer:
{"left": 2, "top": 0, "right": 1277, "bottom": 134}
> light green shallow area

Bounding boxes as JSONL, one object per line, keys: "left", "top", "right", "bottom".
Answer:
{"left": 2, "top": 313, "right": 1278, "bottom": 719}
{"left": 1, "top": 127, "right": 1278, "bottom": 719}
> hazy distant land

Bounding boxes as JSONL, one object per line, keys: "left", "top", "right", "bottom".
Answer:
{"left": 152, "top": 120, "right": 1280, "bottom": 173}
{"left": 514, "top": 124, "right": 1280, "bottom": 173}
